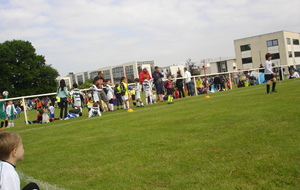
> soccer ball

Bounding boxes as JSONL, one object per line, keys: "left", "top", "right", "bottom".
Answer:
{"left": 2, "top": 91, "right": 9, "bottom": 96}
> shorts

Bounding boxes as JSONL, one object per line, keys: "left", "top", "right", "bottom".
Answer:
{"left": 155, "top": 83, "right": 164, "bottom": 94}
{"left": 8, "top": 116, "right": 14, "bottom": 121}
{"left": 0, "top": 112, "right": 7, "bottom": 120}
{"left": 265, "top": 74, "right": 275, "bottom": 81}
{"left": 122, "top": 95, "right": 129, "bottom": 101}
{"left": 135, "top": 91, "right": 141, "bottom": 100}
{"left": 145, "top": 91, "right": 152, "bottom": 97}
{"left": 167, "top": 88, "right": 174, "bottom": 95}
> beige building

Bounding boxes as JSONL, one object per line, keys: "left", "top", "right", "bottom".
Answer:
{"left": 234, "top": 31, "right": 300, "bottom": 69}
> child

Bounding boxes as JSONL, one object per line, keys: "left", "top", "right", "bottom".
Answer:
{"left": 49, "top": 103, "right": 55, "bottom": 118}
{"left": 27, "top": 109, "right": 43, "bottom": 124}
{"left": 134, "top": 78, "right": 144, "bottom": 107}
{"left": 87, "top": 98, "right": 93, "bottom": 112}
{"left": 103, "top": 79, "right": 115, "bottom": 112}
{"left": 90, "top": 80, "right": 102, "bottom": 106}
{"left": 165, "top": 75, "right": 174, "bottom": 104}
{"left": 142, "top": 75, "right": 152, "bottom": 105}
{"left": 16, "top": 106, "right": 21, "bottom": 118}
{"left": 0, "top": 131, "right": 40, "bottom": 189}
{"left": 69, "top": 83, "right": 85, "bottom": 113}
{"left": 114, "top": 84, "right": 123, "bottom": 110}
{"left": 88, "top": 103, "right": 102, "bottom": 118}
{"left": 118, "top": 77, "right": 130, "bottom": 110}
{"left": 6, "top": 100, "right": 17, "bottom": 127}
{"left": 129, "top": 86, "right": 136, "bottom": 106}
{"left": 264, "top": 53, "right": 277, "bottom": 94}
{"left": 0, "top": 94, "right": 8, "bottom": 129}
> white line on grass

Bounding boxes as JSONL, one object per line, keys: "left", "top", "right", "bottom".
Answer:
{"left": 18, "top": 172, "right": 68, "bottom": 190}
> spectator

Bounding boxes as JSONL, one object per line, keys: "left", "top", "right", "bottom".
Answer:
{"left": 176, "top": 71, "right": 185, "bottom": 98}
{"left": 56, "top": 79, "right": 69, "bottom": 120}
{"left": 184, "top": 67, "right": 194, "bottom": 96}
{"left": 94, "top": 71, "right": 110, "bottom": 111}
{"left": 139, "top": 67, "right": 152, "bottom": 84}
{"left": 152, "top": 66, "right": 164, "bottom": 102}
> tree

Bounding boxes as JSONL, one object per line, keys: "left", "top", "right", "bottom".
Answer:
{"left": 78, "top": 78, "right": 93, "bottom": 89}
{"left": 0, "top": 40, "right": 59, "bottom": 97}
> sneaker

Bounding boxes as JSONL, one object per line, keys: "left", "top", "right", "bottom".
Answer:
{"left": 272, "top": 90, "right": 277, "bottom": 93}
{"left": 64, "top": 117, "right": 69, "bottom": 120}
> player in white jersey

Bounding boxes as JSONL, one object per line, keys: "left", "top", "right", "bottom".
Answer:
{"left": 103, "top": 79, "right": 115, "bottom": 111}
{"left": 88, "top": 103, "right": 102, "bottom": 117}
{"left": 90, "top": 80, "right": 102, "bottom": 104}
{"left": 134, "top": 78, "right": 144, "bottom": 107}
{"left": 142, "top": 75, "right": 153, "bottom": 105}
{"left": 69, "top": 83, "right": 85, "bottom": 113}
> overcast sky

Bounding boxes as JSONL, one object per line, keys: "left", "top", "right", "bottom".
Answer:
{"left": 1, "top": 0, "right": 299, "bottom": 76}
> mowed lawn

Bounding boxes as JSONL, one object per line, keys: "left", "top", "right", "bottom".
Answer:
{"left": 7, "top": 79, "right": 300, "bottom": 189}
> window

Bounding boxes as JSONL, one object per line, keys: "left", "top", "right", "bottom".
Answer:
{"left": 242, "top": 57, "right": 252, "bottom": 64}
{"left": 271, "top": 53, "right": 280, "bottom": 60}
{"left": 287, "top": 38, "right": 291, "bottom": 45}
{"left": 288, "top": 51, "right": 293, "bottom": 58}
{"left": 295, "top": 52, "right": 300, "bottom": 57}
{"left": 267, "top": 39, "right": 278, "bottom": 47}
{"left": 293, "top": 39, "right": 299, "bottom": 45}
{"left": 240, "top": 44, "right": 251, "bottom": 51}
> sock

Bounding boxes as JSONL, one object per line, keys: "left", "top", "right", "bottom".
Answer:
{"left": 272, "top": 82, "right": 276, "bottom": 91}
{"left": 12, "top": 122, "right": 14, "bottom": 127}
{"left": 149, "top": 97, "right": 153, "bottom": 104}
{"left": 140, "top": 101, "right": 144, "bottom": 106}
{"left": 110, "top": 104, "right": 114, "bottom": 111}
{"left": 145, "top": 98, "right": 148, "bottom": 105}
{"left": 266, "top": 84, "right": 270, "bottom": 93}
{"left": 137, "top": 101, "right": 140, "bottom": 106}
{"left": 126, "top": 101, "right": 130, "bottom": 109}
{"left": 8, "top": 123, "right": 11, "bottom": 127}
{"left": 170, "top": 96, "right": 173, "bottom": 103}
{"left": 0, "top": 121, "right": 3, "bottom": 128}
{"left": 123, "top": 104, "right": 126, "bottom": 109}
{"left": 168, "top": 96, "right": 171, "bottom": 102}
{"left": 5, "top": 121, "right": 8, "bottom": 127}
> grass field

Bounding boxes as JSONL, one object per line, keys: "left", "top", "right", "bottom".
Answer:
{"left": 5, "top": 79, "right": 300, "bottom": 189}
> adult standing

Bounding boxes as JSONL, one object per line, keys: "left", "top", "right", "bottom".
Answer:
{"left": 184, "top": 67, "right": 194, "bottom": 96}
{"left": 56, "top": 79, "right": 69, "bottom": 120}
{"left": 93, "top": 71, "right": 110, "bottom": 110}
{"left": 152, "top": 66, "right": 164, "bottom": 102}
{"left": 139, "top": 68, "right": 152, "bottom": 84}
{"left": 175, "top": 71, "right": 185, "bottom": 98}
{"left": 232, "top": 66, "right": 239, "bottom": 87}
{"left": 264, "top": 53, "right": 277, "bottom": 94}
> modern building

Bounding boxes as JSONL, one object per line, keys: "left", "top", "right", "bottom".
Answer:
{"left": 66, "top": 60, "right": 155, "bottom": 86}
{"left": 234, "top": 30, "right": 300, "bottom": 69}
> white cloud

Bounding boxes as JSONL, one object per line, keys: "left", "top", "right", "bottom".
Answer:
{"left": 0, "top": 0, "right": 299, "bottom": 76}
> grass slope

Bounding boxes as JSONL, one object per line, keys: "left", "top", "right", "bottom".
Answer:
{"left": 6, "top": 79, "right": 300, "bottom": 189}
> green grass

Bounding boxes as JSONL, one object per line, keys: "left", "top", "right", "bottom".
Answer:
{"left": 6, "top": 79, "right": 300, "bottom": 189}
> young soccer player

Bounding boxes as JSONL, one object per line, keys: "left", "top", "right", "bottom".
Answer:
{"left": 103, "top": 79, "right": 115, "bottom": 112}
{"left": 0, "top": 131, "right": 40, "bottom": 190}
{"left": 165, "top": 75, "right": 174, "bottom": 104}
{"left": 49, "top": 103, "right": 55, "bottom": 118}
{"left": 142, "top": 75, "right": 152, "bottom": 105}
{"left": 69, "top": 83, "right": 85, "bottom": 113}
{"left": 90, "top": 80, "right": 102, "bottom": 106}
{"left": 6, "top": 100, "right": 17, "bottom": 127}
{"left": 27, "top": 109, "right": 43, "bottom": 124}
{"left": 114, "top": 84, "right": 123, "bottom": 110}
{"left": 118, "top": 77, "right": 130, "bottom": 110}
{"left": 88, "top": 103, "right": 102, "bottom": 118}
{"left": 134, "top": 78, "right": 144, "bottom": 107}
{"left": 264, "top": 53, "right": 277, "bottom": 94}
{"left": 0, "top": 94, "right": 8, "bottom": 129}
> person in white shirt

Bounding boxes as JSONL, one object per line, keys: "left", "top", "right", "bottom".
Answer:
{"left": 88, "top": 103, "right": 102, "bottom": 118}
{"left": 291, "top": 70, "right": 300, "bottom": 78}
{"left": 142, "top": 75, "right": 153, "bottom": 105}
{"left": 264, "top": 53, "right": 277, "bottom": 94}
{"left": 0, "top": 131, "right": 39, "bottom": 190}
{"left": 103, "top": 79, "right": 115, "bottom": 112}
{"left": 69, "top": 83, "right": 85, "bottom": 113}
{"left": 184, "top": 67, "right": 195, "bottom": 96}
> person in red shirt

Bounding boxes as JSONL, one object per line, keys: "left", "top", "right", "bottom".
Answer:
{"left": 164, "top": 75, "right": 174, "bottom": 104}
{"left": 139, "top": 68, "right": 152, "bottom": 84}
